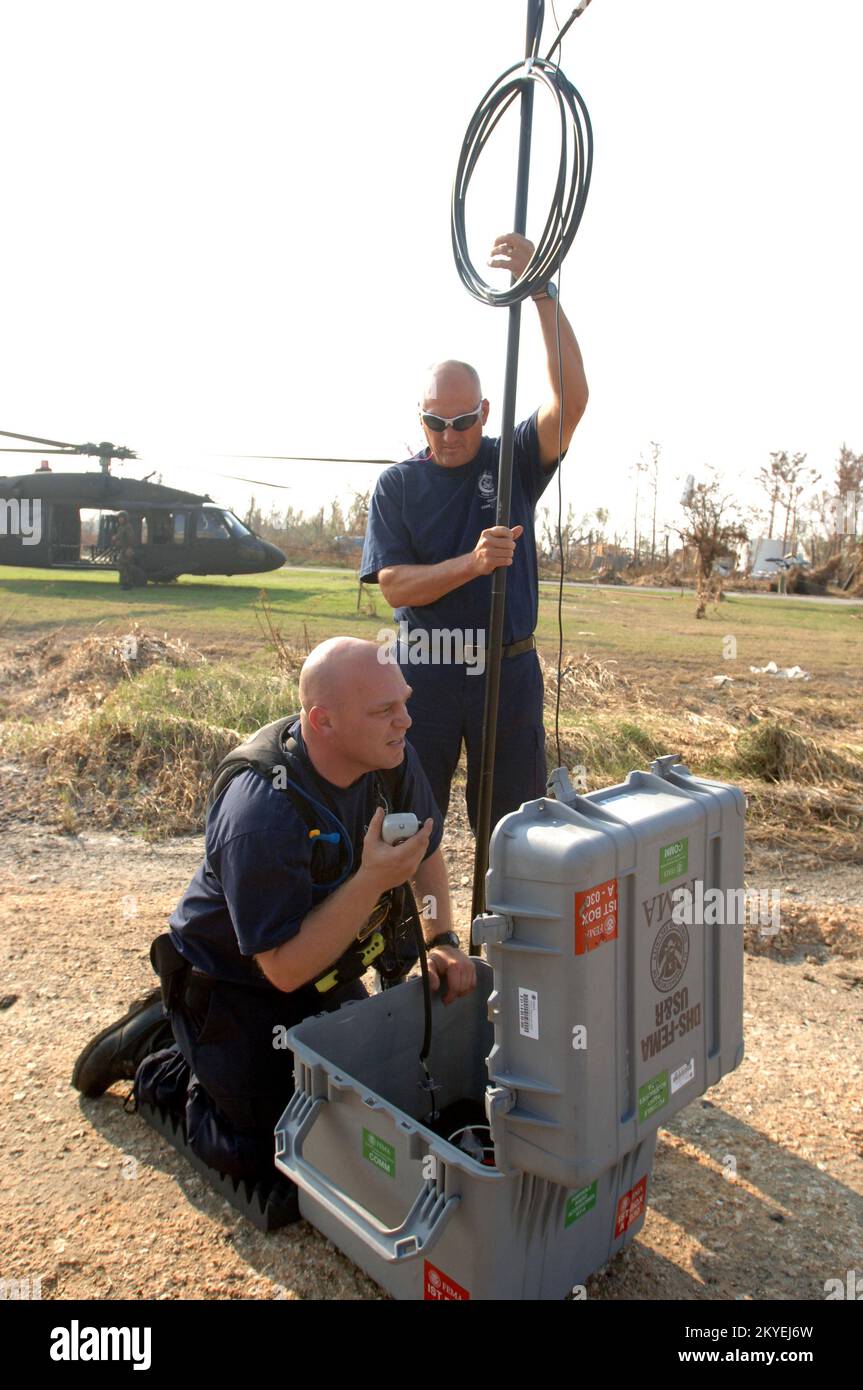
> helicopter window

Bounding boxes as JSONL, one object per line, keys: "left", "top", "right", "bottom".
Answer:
{"left": 138, "top": 512, "right": 187, "bottom": 545}
{"left": 143, "top": 513, "right": 175, "bottom": 546}
{"left": 194, "top": 511, "right": 231, "bottom": 541}
{"left": 225, "top": 512, "right": 253, "bottom": 538}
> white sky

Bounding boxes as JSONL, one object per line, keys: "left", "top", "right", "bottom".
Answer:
{"left": 1, "top": 0, "right": 861, "bottom": 542}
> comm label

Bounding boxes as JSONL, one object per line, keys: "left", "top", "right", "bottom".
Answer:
{"left": 638, "top": 1070, "right": 669, "bottom": 1122}
{"left": 574, "top": 877, "right": 619, "bottom": 955}
{"left": 564, "top": 1181, "right": 598, "bottom": 1228}
{"left": 659, "top": 837, "right": 689, "bottom": 885}
{"left": 362, "top": 1128, "right": 395, "bottom": 1178}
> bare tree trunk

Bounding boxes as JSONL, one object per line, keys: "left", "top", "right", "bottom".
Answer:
{"left": 695, "top": 563, "right": 708, "bottom": 618}
{"left": 649, "top": 442, "right": 660, "bottom": 564}
{"left": 782, "top": 489, "right": 791, "bottom": 548}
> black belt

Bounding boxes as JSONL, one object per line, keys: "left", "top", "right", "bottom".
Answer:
{"left": 184, "top": 969, "right": 216, "bottom": 1015}
{"left": 151, "top": 933, "right": 214, "bottom": 1014}
{"left": 502, "top": 635, "right": 536, "bottom": 660}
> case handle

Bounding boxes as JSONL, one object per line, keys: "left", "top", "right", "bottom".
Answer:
{"left": 276, "top": 1092, "right": 460, "bottom": 1263}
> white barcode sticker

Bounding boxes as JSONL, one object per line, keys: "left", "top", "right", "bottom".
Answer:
{"left": 518, "top": 987, "right": 539, "bottom": 1040}
{"left": 670, "top": 1057, "right": 695, "bottom": 1094}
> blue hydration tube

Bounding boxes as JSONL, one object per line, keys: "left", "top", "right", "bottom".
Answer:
{"left": 281, "top": 776, "right": 354, "bottom": 889}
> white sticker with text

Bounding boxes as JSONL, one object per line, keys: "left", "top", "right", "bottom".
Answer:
{"left": 670, "top": 1057, "right": 695, "bottom": 1094}
{"left": 518, "top": 987, "right": 539, "bottom": 1040}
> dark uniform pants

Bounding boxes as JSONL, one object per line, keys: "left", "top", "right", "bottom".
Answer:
{"left": 400, "top": 648, "right": 547, "bottom": 835}
{"left": 135, "top": 974, "right": 366, "bottom": 1182}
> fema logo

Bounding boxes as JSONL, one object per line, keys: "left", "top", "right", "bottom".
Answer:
{"left": 423, "top": 1258, "right": 470, "bottom": 1299}
{"left": 650, "top": 920, "right": 689, "bottom": 992}
{"left": 477, "top": 470, "right": 496, "bottom": 507}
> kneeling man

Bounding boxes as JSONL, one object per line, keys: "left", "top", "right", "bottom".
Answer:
{"left": 73, "top": 638, "right": 475, "bottom": 1189}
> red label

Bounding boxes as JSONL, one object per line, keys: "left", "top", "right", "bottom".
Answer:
{"left": 615, "top": 1175, "right": 648, "bottom": 1238}
{"left": 628, "top": 1175, "right": 647, "bottom": 1227}
{"left": 424, "top": 1260, "right": 470, "bottom": 1301}
{"left": 575, "top": 878, "right": 619, "bottom": 955}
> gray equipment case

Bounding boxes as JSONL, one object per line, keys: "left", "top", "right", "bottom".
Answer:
{"left": 275, "top": 758, "right": 745, "bottom": 1300}
{"left": 275, "top": 964, "right": 655, "bottom": 1300}
{"left": 478, "top": 757, "right": 746, "bottom": 1186}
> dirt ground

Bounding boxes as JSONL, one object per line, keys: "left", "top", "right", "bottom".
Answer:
{"left": 1, "top": 802, "right": 861, "bottom": 1302}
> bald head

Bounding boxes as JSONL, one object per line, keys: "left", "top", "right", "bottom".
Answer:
{"left": 418, "top": 360, "right": 488, "bottom": 469}
{"left": 420, "top": 360, "right": 482, "bottom": 409}
{"left": 297, "top": 636, "right": 413, "bottom": 784}
{"left": 299, "top": 637, "right": 386, "bottom": 714}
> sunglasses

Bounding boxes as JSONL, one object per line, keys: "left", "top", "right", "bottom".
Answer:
{"left": 420, "top": 404, "right": 483, "bottom": 433}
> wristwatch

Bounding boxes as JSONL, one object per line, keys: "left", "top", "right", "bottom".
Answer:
{"left": 532, "top": 281, "right": 558, "bottom": 302}
{"left": 426, "top": 930, "right": 460, "bottom": 950}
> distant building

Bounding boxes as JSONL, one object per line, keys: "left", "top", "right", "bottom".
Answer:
{"left": 744, "top": 538, "right": 812, "bottom": 577}
{"left": 745, "top": 538, "right": 786, "bottom": 576}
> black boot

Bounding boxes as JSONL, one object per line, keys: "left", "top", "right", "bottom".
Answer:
{"left": 72, "top": 989, "right": 175, "bottom": 1098}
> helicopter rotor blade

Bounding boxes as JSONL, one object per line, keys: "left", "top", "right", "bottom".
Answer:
{"left": 0, "top": 447, "right": 82, "bottom": 455}
{"left": 215, "top": 473, "right": 292, "bottom": 488}
{"left": 216, "top": 453, "right": 396, "bottom": 466}
{"left": 0, "top": 428, "right": 81, "bottom": 449}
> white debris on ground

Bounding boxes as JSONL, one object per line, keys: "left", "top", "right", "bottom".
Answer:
{"left": 712, "top": 675, "right": 734, "bottom": 687}
{"left": 749, "top": 661, "right": 811, "bottom": 680}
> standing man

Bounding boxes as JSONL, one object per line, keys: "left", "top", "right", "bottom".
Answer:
{"left": 360, "top": 233, "right": 588, "bottom": 835}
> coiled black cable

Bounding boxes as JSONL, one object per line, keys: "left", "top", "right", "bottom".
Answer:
{"left": 451, "top": 40, "right": 593, "bottom": 305}
{"left": 449, "top": 1, "right": 595, "bottom": 780}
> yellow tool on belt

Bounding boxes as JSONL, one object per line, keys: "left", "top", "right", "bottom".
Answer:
{"left": 314, "top": 931, "right": 387, "bottom": 994}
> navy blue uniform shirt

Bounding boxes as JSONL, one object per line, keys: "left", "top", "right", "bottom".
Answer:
{"left": 169, "top": 721, "right": 443, "bottom": 988}
{"left": 360, "top": 412, "right": 558, "bottom": 646}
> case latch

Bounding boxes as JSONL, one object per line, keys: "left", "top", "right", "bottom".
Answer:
{"left": 471, "top": 913, "right": 513, "bottom": 947}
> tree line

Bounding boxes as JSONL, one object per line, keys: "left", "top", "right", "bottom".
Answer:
{"left": 243, "top": 444, "right": 862, "bottom": 582}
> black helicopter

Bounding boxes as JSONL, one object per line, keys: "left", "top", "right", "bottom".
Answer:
{"left": 0, "top": 430, "right": 286, "bottom": 583}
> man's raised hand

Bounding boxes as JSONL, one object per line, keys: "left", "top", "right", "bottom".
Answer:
{"left": 472, "top": 524, "right": 524, "bottom": 576}
{"left": 358, "top": 807, "right": 433, "bottom": 894}
{"left": 488, "top": 232, "right": 535, "bottom": 282}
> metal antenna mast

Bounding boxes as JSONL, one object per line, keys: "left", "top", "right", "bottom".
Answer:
{"left": 469, "top": 0, "right": 542, "bottom": 941}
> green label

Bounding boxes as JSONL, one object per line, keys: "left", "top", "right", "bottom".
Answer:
{"left": 659, "top": 837, "right": 689, "bottom": 884}
{"left": 638, "top": 1071, "right": 669, "bottom": 1122}
{"left": 564, "top": 1181, "right": 598, "bottom": 1228}
{"left": 362, "top": 1128, "right": 396, "bottom": 1178}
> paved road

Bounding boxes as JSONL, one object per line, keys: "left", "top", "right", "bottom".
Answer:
{"left": 536, "top": 580, "right": 861, "bottom": 606}
{"left": 283, "top": 567, "right": 860, "bottom": 608}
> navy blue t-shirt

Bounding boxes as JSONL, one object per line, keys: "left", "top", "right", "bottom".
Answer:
{"left": 168, "top": 722, "right": 443, "bottom": 989}
{"left": 360, "top": 412, "right": 558, "bottom": 646}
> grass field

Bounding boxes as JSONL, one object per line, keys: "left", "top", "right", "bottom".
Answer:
{"left": 1, "top": 563, "right": 860, "bottom": 675}
{"left": 1, "top": 564, "right": 861, "bottom": 864}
